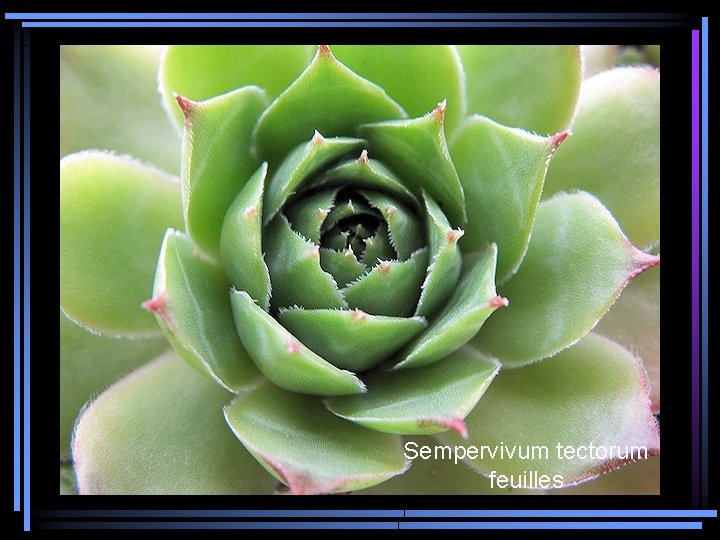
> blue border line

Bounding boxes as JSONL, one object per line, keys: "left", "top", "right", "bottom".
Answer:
{"left": 23, "top": 40, "right": 31, "bottom": 533}
{"left": 5, "top": 12, "right": 685, "bottom": 20}
{"left": 700, "top": 16, "right": 708, "bottom": 508}
{"left": 21, "top": 21, "right": 684, "bottom": 28}
{"left": 13, "top": 27, "right": 21, "bottom": 515}
{"left": 399, "top": 522, "right": 702, "bottom": 530}
{"left": 405, "top": 510, "right": 717, "bottom": 518}
{"left": 40, "top": 509, "right": 716, "bottom": 518}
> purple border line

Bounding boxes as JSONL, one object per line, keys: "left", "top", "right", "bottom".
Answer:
{"left": 23, "top": 39, "right": 31, "bottom": 532}
{"left": 691, "top": 29, "right": 700, "bottom": 509}
{"left": 13, "top": 27, "right": 21, "bottom": 515}
{"left": 700, "top": 16, "right": 708, "bottom": 508}
{"left": 21, "top": 21, "right": 684, "bottom": 28}
{"left": 5, "top": 12, "right": 686, "bottom": 20}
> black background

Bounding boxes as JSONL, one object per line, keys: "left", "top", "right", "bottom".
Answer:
{"left": 3, "top": 6, "right": 712, "bottom": 531}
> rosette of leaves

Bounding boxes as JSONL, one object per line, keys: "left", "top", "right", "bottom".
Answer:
{"left": 60, "top": 45, "right": 660, "bottom": 495}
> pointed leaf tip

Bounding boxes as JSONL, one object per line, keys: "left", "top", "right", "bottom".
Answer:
{"left": 358, "top": 149, "right": 369, "bottom": 165}
{"left": 433, "top": 99, "right": 447, "bottom": 122}
{"left": 446, "top": 228, "right": 464, "bottom": 244}
{"left": 318, "top": 44, "right": 333, "bottom": 57}
{"left": 551, "top": 130, "right": 569, "bottom": 148}
{"left": 174, "top": 93, "right": 196, "bottom": 116}
{"left": 141, "top": 292, "right": 167, "bottom": 317}
{"left": 627, "top": 248, "right": 660, "bottom": 283}
{"left": 490, "top": 295, "right": 509, "bottom": 308}
{"left": 311, "top": 129, "right": 325, "bottom": 146}
{"left": 430, "top": 417, "right": 468, "bottom": 439}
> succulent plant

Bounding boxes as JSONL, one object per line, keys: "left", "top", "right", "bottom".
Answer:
{"left": 60, "top": 45, "right": 660, "bottom": 495}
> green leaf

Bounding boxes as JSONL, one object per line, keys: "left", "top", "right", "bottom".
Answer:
{"left": 278, "top": 308, "right": 427, "bottom": 372}
{"left": 596, "top": 267, "right": 660, "bottom": 413}
{"left": 393, "top": 244, "right": 504, "bottom": 370}
{"left": 450, "top": 116, "right": 561, "bottom": 282}
{"left": 342, "top": 248, "right": 428, "bottom": 317}
{"left": 284, "top": 188, "right": 339, "bottom": 244}
{"left": 73, "top": 351, "right": 278, "bottom": 494}
{"left": 264, "top": 215, "right": 347, "bottom": 311}
{"left": 331, "top": 45, "right": 466, "bottom": 134}
{"left": 358, "top": 103, "right": 466, "bottom": 226}
{"left": 253, "top": 46, "right": 406, "bottom": 166}
{"left": 544, "top": 67, "right": 660, "bottom": 248}
{"left": 60, "top": 152, "right": 184, "bottom": 337}
{"left": 360, "top": 190, "right": 423, "bottom": 260}
{"left": 220, "top": 163, "right": 271, "bottom": 310}
{"left": 439, "top": 334, "right": 659, "bottom": 485}
{"left": 458, "top": 45, "right": 581, "bottom": 134}
{"left": 360, "top": 224, "right": 396, "bottom": 266}
{"left": 160, "top": 45, "right": 313, "bottom": 129}
{"left": 61, "top": 45, "right": 180, "bottom": 174}
{"left": 224, "top": 382, "right": 409, "bottom": 494}
{"left": 321, "top": 197, "right": 380, "bottom": 233}
{"left": 319, "top": 248, "right": 368, "bottom": 288}
{"left": 314, "top": 151, "right": 420, "bottom": 210}
{"left": 230, "top": 290, "right": 366, "bottom": 396}
{"left": 60, "top": 311, "right": 167, "bottom": 458}
{"left": 326, "top": 346, "right": 499, "bottom": 436}
{"left": 415, "top": 193, "right": 462, "bottom": 317}
{"left": 148, "top": 230, "right": 262, "bottom": 393}
{"left": 263, "top": 133, "right": 364, "bottom": 225}
{"left": 580, "top": 45, "right": 619, "bottom": 78}
{"left": 473, "top": 192, "right": 659, "bottom": 367}
{"left": 178, "top": 87, "right": 268, "bottom": 257}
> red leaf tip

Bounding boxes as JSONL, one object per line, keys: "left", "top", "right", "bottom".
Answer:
{"left": 174, "top": 93, "right": 197, "bottom": 117}
{"left": 357, "top": 149, "right": 369, "bottom": 166}
{"left": 318, "top": 45, "right": 334, "bottom": 58}
{"left": 444, "top": 417, "right": 469, "bottom": 439}
{"left": 311, "top": 129, "right": 325, "bottom": 147}
{"left": 626, "top": 247, "right": 660, "bottom": 283}
{"left": 351, "top": 308, "right": 368, "bottom": 321}
{"left": 551, "top": 130, "right": 570, "bottom": 149}
{"left": 490, "top": 295, "right": 509, "bottom": 308}
{"left": 142, "top": 292, "right": 167, "bottom": 316}
{"left": 378, "top": 260, "right": 393, "bottom": 275}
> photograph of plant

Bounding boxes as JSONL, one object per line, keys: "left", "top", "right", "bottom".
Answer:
{"left": 60, "top": 45, "right": 660, "bottom": 495}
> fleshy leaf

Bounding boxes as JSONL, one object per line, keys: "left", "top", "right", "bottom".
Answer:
{"left": 439, "top": 334, "right": 660, "bottom": 485}
{"left": 415, "top": 193, "right": 463, "bottom": 317}
{"left": 61, "top": 45, "right": 180, "bottom": 174}
{"left": 458, "top": 45, "right": 581, "bottom": 134}
{"left": 325, "top": 346, "right": 499, "bottom": 436}
{"left": 60, "top": 152, "right": 184, "bottom": 337}
{"left": 220, "top": 163, "right": 271, "bottom": 310}
{"left": 596, "top": 267, "right": 660, "bottom": 413}
{"left": 230, "top": 290, "right": 365, "bottom": 396}
{"left": 264, "top": 215, "right": 347, "bottom": 311}
{"left": 343, "top": 248, "right": 428, "bottom": 317}
{"left": 147, "top": 230, "right": 262, "bottom": 393}
{"left": 60, "top": 311, "right": 167, "bottom": 458}
{"left": 178, "top": 86, "right": 268, "bottom": 257}
{"left": 263, "top": 133, "right": 364, "bottom": 225}
{"left": 393, "top": 244, "right": 504, "bottom": 370}
{"left": 544, "top": 67, "right": 660, "bottom": 248}
{"left": 319, "top": 248, "right": 368, "bottom": 288}
{"left": 360, "top": 190, "right": 423, "bottom": 260}
{"left": 473, "top": 192, "right": 659, "bottom": 367}
{"left": 224, "top": 382, "right": 409, "bottom": 494}
{"left": 160, "top": 45, "right": 313, "bottom": 129}
{"left": 279, "top": 308, "right": 427, "bottom": 372}
{"left": 284, "top": 188, "right": 338, "bottom": 244}
{"left": 330, "top": 45, "right": 466, "bottom": 134}
{"left": 450, "top": 116, "right": 562, "bottom": 282}
{"left": 314, "top": 151, "right": 420, "bottom": 209}
{"left": 321, "top": 197, "right": 380, "bottom": 233}
{"left": 73, "top": 351, "right": 277, "bottom": 494}
{"left": 253, "top": 45, "right": 406, "bottom": 165}
{"left": 358, "top": 102, "right": 466, "bottom": 226}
